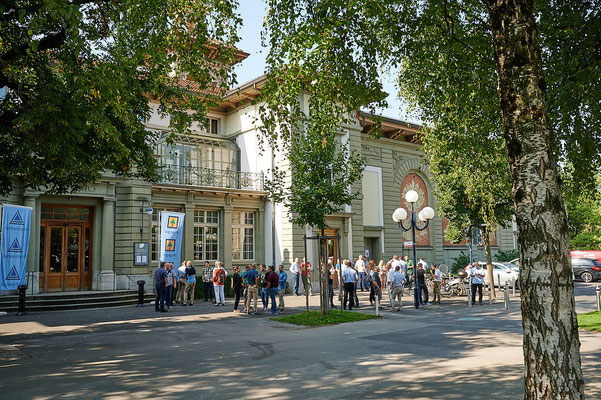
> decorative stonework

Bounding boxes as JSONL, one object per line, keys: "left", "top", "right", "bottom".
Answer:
{"left": 400, "top": 173, "right": 430, "bottom": 245}
{"left": 361, "top": 144, "right": 381, "bottom": 160}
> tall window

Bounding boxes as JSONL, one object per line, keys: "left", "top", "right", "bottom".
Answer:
{"left": 471, "top": 228, "right": 483, "bottom": 246}
{"left": 155, "top": 140, "right": 239, "bottom": 171}
{"left": 232, "top": 211, "right": 255, "bottom": 261}
{"left": 205, "top": 118, "right": 219, "bottom": 134}
{"left": 194, "top": 210, "right": 219, "bottom": 262}
{"left": 152, "top": 207, "right": 182, "bottom": 263}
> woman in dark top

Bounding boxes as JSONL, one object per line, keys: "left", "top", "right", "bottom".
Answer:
{"left": 232, "top": 266, "right": 243, "bottom": 312}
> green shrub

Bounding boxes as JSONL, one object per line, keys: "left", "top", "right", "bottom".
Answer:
{"left": 451, "top": 251, "right": 470, "bottom": 274}
{"left": 192, "top": 275, "right": 236, "bottom": 299}
{"left": 495, "top": 249, "right": 519, "bottom": 262}
{"left": 571, "top": 232, "right": 601, "bottom": 250}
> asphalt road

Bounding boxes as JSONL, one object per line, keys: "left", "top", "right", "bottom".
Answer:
{"left": 0, "top": 283, "right": 599, "bottom": 400}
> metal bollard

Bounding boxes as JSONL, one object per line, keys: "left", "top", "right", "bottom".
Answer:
{"left": 596, "top": 286, "right": 600, "bottom": 312}
{"left": 497, "top": 274, "right": 501, "bottom": 289}
{"left": 136, "top": 280, "right": 146, "bottom": 307}
{"left": 488, "top": 282, "right": 492, "bottom": 305}
{"left": 467, "top": 277, "right": 472, "bottom": 308}
{"left": 504, "top": 282, "right": 509, "bottom": 310}
{"left": 512, "top": 278, "right": 516, "bottom": 296}
{"left": 375, "top": 291, "right": 380, "bottom": 318}
{"left": 16, "top": 284, "right": 27, "bottom": 316}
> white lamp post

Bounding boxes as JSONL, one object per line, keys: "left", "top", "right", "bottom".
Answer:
{"left": 392, "top": 190, "right": 435, "bottom": 309}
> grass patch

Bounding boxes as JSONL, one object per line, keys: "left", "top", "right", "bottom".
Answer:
{"left": 578, "top": 311, "right": 601, "bottom": 332}
{"left": 271, "top": 309, "right": 377, "bottom": 327}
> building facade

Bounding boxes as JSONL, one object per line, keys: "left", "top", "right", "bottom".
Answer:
{"left": 1, "top": 76, "right": 516, "bottom": 294}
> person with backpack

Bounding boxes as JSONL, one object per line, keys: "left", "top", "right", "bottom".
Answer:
{"left": 212, "top": 261, "right": 228, "bottom": 306}
{"left": 183, "top": 260, "right": 196, "bottom": 306}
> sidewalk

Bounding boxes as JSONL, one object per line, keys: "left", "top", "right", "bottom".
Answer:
{"left": 0, "top": 287, "right": 599, "bottom": 399}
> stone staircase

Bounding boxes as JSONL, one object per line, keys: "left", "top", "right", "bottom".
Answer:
{"left": 0, "top": 290, "right": 156, "bottom": 313}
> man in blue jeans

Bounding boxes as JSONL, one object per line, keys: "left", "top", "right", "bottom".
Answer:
{"left": 154, "top": 262, "right": 168, "bottom": 313}
{"left": 258, "top": 264, "right": 269, "bottom": 310}
{"left": 289, "top": 258, "right": 300, "bottom": 296}
{"left": 266, "top": 266, "right": 280, "bottom": 314}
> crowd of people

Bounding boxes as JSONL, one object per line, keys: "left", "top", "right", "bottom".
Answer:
{"left": 154, "top": 254, "right": 447, "bottom": 314}
{"left": 331, "top": 255, "right": 443, "bottom": 311}
{"left": 154, "top": 261, "right": 288, "bottom": 315}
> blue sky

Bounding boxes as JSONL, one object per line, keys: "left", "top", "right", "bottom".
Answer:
{"left": 233, "top": 1, "right": 416, "bottom": 123}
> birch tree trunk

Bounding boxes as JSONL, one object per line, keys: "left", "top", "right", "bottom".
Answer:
{"left": 482, "top": 228, "right": 496, "bottom": 299}
{"left": 483, "top": 0, "right": 584, "bottom": 398}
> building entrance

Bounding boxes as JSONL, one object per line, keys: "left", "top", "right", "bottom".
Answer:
{"left": 39, "top": 205, "right": 93, "bottom": 292}
{"left": 324, "top": 229, "right": 339, "bottom": 288}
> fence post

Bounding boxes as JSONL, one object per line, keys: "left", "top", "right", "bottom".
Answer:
{"left": 467, "top": 277, "right": 472, "bottom": 308}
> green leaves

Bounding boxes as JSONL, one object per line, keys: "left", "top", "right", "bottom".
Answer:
{"left": 0, "top": 0, "right": 242, "bottom": 194}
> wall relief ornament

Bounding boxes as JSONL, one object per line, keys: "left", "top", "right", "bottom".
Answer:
{"left": 400, "top": 173, "right": 430, "bottom": 246}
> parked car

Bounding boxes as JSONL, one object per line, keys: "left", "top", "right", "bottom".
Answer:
{"left": 502, "top": 261, "right": 519, "bottom": 272}
{"left": 464, "top": 261, "right": 519, "bottom": 287}
{"left": 571, "top": 257, "right": 601, "bottom": 283}
{"left": 509, "top": 258, "right": 520, "bottom": 267}
{"left": 571, "top": 250, "right": 601, "bottom": 264}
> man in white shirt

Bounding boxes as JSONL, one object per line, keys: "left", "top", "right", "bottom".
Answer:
{"left": 418, "top": 257, "right": 429, "bottom": 272}
{"left": 391, "top": 266, "right": 406, "bottom": 311}
{"left": 289, "top": 258, "right": 300, "bottom": 296}
{"left": 342, "top": 261, "right": 358, "bottom": 310}
{"left": 386, "top": 262, "right": 395, "bottom": 306}
{"left": 391, "top": 255, "right": 402, "bottom": 272}
{"left": 470, "top": 262, "right": 486, "bottom": 305}
{"left": 431, "top": 264, "right": 443, "bottom": 304}
{"left": 355, "top": 255, "right": 367, "bottom": 292}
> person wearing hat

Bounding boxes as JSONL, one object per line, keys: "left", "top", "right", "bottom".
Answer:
{"left": 469, "top": 262, "right": 486, "bottom": 305}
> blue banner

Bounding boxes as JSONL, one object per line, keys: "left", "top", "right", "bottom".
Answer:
{"left": 159, "top": 211, "right": 185, "bottom": 264}
{"left": 0, "top": 204, "right": 32, "bottom": 290}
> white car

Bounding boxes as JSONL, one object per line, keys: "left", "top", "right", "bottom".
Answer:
{"left": 464, "top": 261, "right": 519, "bottom": 287}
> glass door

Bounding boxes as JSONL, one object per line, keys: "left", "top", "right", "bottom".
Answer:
{"left": 43, "top": 225, "right": 83, "bottom": 291}
{"left": 64, "top": 226, "right": 81, "bottom": 290}
{"left": 45, "top": 226, "right": 65, "bottom": 291}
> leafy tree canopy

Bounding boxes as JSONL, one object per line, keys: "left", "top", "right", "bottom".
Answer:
{"left": 0, "top": 0, "right": 242, "bottom": 194}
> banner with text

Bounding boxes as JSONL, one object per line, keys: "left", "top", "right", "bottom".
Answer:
{"left": 0, "top": 204, "right": 32, "bottom": 290}
{"left": 159, "top": 211, "right": 185, "bottom": 264}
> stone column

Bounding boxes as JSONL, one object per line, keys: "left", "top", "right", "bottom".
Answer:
{"left": 98, "top": 198, "right": 116, "bottom": 290}
{"left": 256, "top": 207, "right": 266, "bottom": 265}
{"left": 223, "top": 205, "right": 233, "bottom": 270}
{"left": 184, "top": 203, "right": 195, "bottom": 263}
{"left": 24, "top": 195, "right": 40, "bottom": 294}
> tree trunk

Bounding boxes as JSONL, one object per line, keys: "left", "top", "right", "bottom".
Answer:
{"left": 320, "top": 229, "right": 329, "bottom": 315}
{"left": 482, "top": 227, "right": 496, "bottom": 299}
{"left": 483, "top": 0, "right": 584, "bottom": 398}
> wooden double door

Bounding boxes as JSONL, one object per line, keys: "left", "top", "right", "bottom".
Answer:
{"left": 40, "top": 206, "right": 93, "bottom": 292}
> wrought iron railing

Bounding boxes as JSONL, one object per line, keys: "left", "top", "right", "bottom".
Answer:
{"left": 157, "top": 165, "right": 264, "bottom": 191}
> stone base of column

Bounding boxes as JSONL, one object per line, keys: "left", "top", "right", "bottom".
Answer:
{"left": 96, "top": 271, "right": 116, "bottom": 291}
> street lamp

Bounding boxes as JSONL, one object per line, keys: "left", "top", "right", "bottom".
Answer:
{"left": 392, "top": 189, "right": 435, "bottom": 309}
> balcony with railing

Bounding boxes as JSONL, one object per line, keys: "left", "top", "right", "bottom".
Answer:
{"left": 157, "top": 164, "right": 265, "bottom": 191}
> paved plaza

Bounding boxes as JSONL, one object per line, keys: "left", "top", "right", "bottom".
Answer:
{"left": 1, "top": 283, "right": 600, "bottom": 399}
